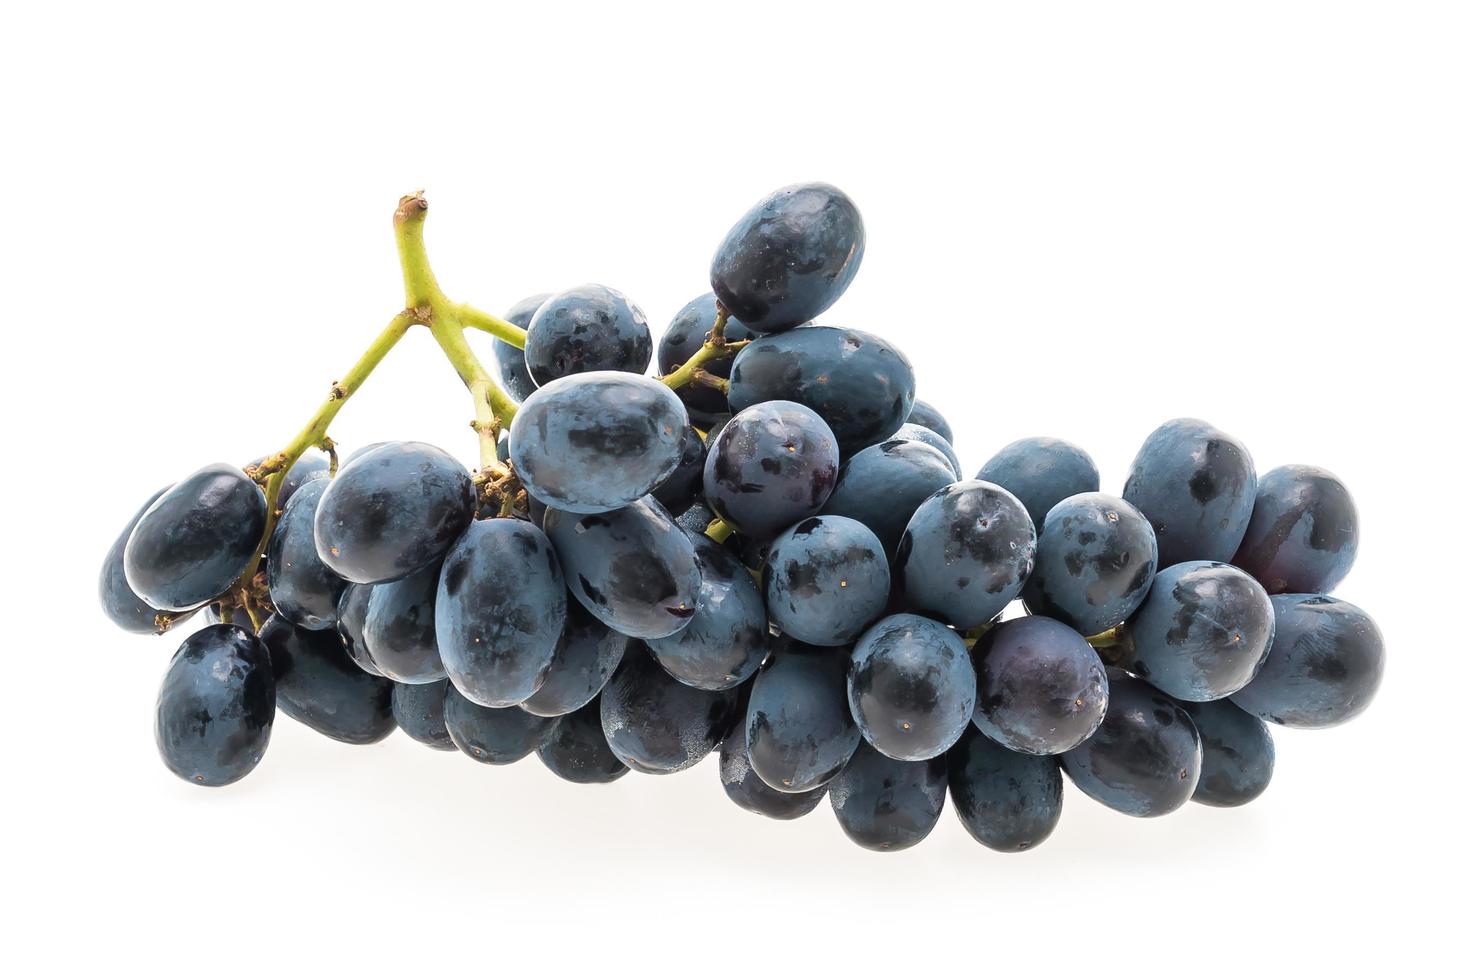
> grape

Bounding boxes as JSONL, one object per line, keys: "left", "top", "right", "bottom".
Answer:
{"left": 544, "top": 496, "right": 700, "bottom": 639}
{"left": 266, "top": 479, "right": 346, "bottom": 631}
{"left": 656, "top": 292, "right": 755, "bottom": 424}
{"left": 1122, "top": 418, "right": 1258, "bottom": 567}
{"left": 650, "top": 422, "right": 706, "bottom": 516}
{"left": 848, "top": 613, "right": 976, "bottom": 761}
{"left": 598, "top": 642, "right": 739, "bottom": 774}
{"left": 155, "top": 624, "right": 274, "bottom": 786}
{"left": 710, "top": 182, "right": 864, "bottom": 333}
{"left": 493, "top": 292, "right": 548, "bottom": 402}
{"left": 248, "top": 450, "right": 329, "bottom": 509}
{"left": 261, "top": 615, "right": 396, "bottom": 744}
{"left": 1230, "top": 595, "right": 1384, "bottom": 728}
{"left": 524, "top": 284, "right": 652, "bottom": 385}
{"left": 645, "top": 534, "right": 768, "bottom": 690}
{"left": 511, "top": 371, "right": 691, "bottom": 514}
{"left": 521, "top": 601, "right": 628, "bottom": 718}
{"left": 536, "top": 697, "right": 628, "bottom": 784}
{"left": 436, "top": 517, "right": 566, "bottom": 707}
{"left": 820, "top": 439, "right": 954, "bottom": 557}
{"left": 702, "top": 400, "right": 839, "bottom": 540}
{"left": 674, "top": 502, "right": 715, "bottom": 536}
{"left": 391, "top": 679, "right": 456, "bottom": 751}
{"left": 313, "top": 442, "right": 474, "bottom": 584}
{"left": 906, "top": 399, "right": 953, "bottom": 445}
{"left": 828, "top": 742, "right": 947, "bottom": 851}
{"left": 971, "top": 616, "right": 1108, "bottom": 755}
{"left": 745, "top": 642, "right": 861, "bottom": 793}
{"left": 727, "top": 326, "right": 915, "bottom": 454}
{"left": 1059, "top": 669, "right": 1201, "bottom": 817}
{"left": 124, "top": 463, "right": 267, "bottom": 611}
{"left": 891, "top": 423, "right": 960, "bottom": 478}
{"left": 1021, "top": 493, "right": 1158, "bottom": 637}
{"left": 355, "top": 560, "right": 448, "bottom": 683}
{"left": 976, "top": 437, "right": 1100, "bottom": 533}
{"left": 100, "top": 486, "right": 190, "bottom": 633}
{"left": 763, "top": 516, "right": 890, "bottom": 646}
{"left": 334, "top": 584, "right": 379, "bottom": 675}
{"left": 1122, "top": 561, "right": 1274, "bottom": 701}
{"left": 1231, "top": 465, "right": 1359, "bottom": 594}
{"left": 719, "top": 705, "right": 829, "bottom": 819}
{"left": 893, "top": 480, "right": 1036, "bottom": 629}
{"left": 1184, "top": 698, "right": 1274, "bottom": 807}
{"left": 947, "top": 725, "right": 1063, "bottom": 852}
{"left": 442, "top": 684, "right": 556, "bottom": 764}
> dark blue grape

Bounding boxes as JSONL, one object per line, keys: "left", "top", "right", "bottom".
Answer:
{"left": 334, "top": 583, "right": 379, "bottom": 675}
{"left": 1123, "top": 561, "right": 1274, "bottom": 701}
{"left": 764, "top": 516, "right": 889, "bottom": 646}
{"left": 947, "top": 725, "right": 1063, "bottom": 852}
{"left": 436, "top": 518, "right": 566, "bottom": 707}
{"left": 261, "top": 615, "right": 396, "bottom": 744}
{"left": 155, "top": 624, "right": 274, "bottom": 786}
{"left": 728, "top": 327, "right": 914, "bottom": 454}
{"left": 124, "top": 463, "right": 267, "bottom": 611}
{"left": 972, "top": 616, "right": 1108, "bottom": 755}
{"left": 545, "top": 497, "right": 700, "bottom": 640}
{"left": 657, "top": 292, "right": 755, "bottom": 424}
{"left": 893, "top": 480, "right": 1036, "bottom": 629}
{"left": 1184, "top": 698, "right": 1274, "bottom": 807}
{"left": 720, "top": 706, "right": 828, "bottom": 819}
{"left": 536, "top": 697, "right": 628, "bottom": 784}
{"left": 1231, "top": 595, "right": 1383, "bottom": 728}
{"left": 745, "top": 642, "right": 860, "bottom": 793}
{"left": 710, "top": 182, "right": 864, "bottom": 333}
{"left": 906, "top": 399, "right": 953, "bottom": 445}
{"left": 821, "top": 439, "right": 954, "bottom": 557}
{"left": 675, "top": 502, "right": 715, "bottom": 536}
{"left": 650, "top": 423, "right": 706, "bottom": 516}
{"left": 848, "top": 613, "right": 976, "bottom": 761}
{"left": 976, "top": 437, "right": 1100, "bottom": 533}
{"left": 521, "top": 601, "right": 628, "bottom": 718}
{"left": 245, "top": 450, "right": 329, "bottom": 510}
{"left": 313, "top": 442, "right": 474, "bottom": 584}
{"left": 828, "top": 742, "right": 946, "bottom": 851}
{"left": 1021, "top": 493, "right": 1158, "bottom": 637}
{"left": 267, "top": 480, "right": 346, "bottom": 631}
{"left": 524, "top": 283, "right": 652, "bottom": 386}
{"left": 702, "top": 400, "right": 839, "bottom": 540}
{"left": 1123, "top": 418, "right": 1257, "bottom": 567}
{"left": 391, "top": 679, "right": 455, "bottom": 751}
{"left": 493, "top": 292, "right": 548, "bottom": 402}
{"left": 442, "top": 684, "right": 555, "bottom": 764}
{"left": 1060, "top": 669, "right": 1201, "bottom": 817}
{"left": 356, "top": 561, "right": 447, "bottom": 683}
{"left": 891, "top": 423, "right": 960, "bottom": 477}
{"left": 101, "top": 486, "right": 188, "bottom": 633}
{"left": 1232, "top": 465, "right": 1359, "bottom": 594}
{"left": 511, "top": 371, "right": 691, "bottom": 514}
{"left": 599, "top": 642, "right": 739, "bottom": 774}
{"left": 645, "top": 535, "right": 767, "bottom": 690}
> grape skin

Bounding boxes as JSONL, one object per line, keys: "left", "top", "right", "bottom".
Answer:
{"left": 100, "top": 485, "right": 188, "bottom": 634}
{"left": 848, "top": 613, "right": 976, "bottom": 762}
{"left": 763, "top": 516, "right": 890, "bottom": 647}
{"left": 261, "top": 615, "right": 396, "bottom": 745}
{"left": 1122, "top": 418, "right": 1257, "bottom": 567}
{"left": 720, "top": 705, "right": 829, "bottom": 819}
{"left": 524, "top": 283, "right": 652, "bottom": 386}
{"left": 1231, "top": 465, "right": 1359, "bottom": 595}
{"left": 891, "top": 423, "right": 960, "bottom": 478}
{"left": 520, "top": 601, "right": 628, "bottom": 719}
{"left": 511, "top": 372, "right": 691, "bottom": 515}
{"left": 598, "top": 642, "right": 739, "bottom": 774}
{"left": 1184, "top": 698, "right": 1274, "bottom": 807}
{"left": 155, "top": 624, "right": 274, "bottom": 787}
{"left": 650, "top": 422, "right": 707, "bottom": 516}
{"left": 702, "top": 400, "right": 839, "bottom": 541}
{"left": 493, "top": 292, "right": 549, "bottom": 402}
{"left": 1021, "top": 493, "right": 1158, "bottom": 637}
{"left": 947, "top": 725, "right": 1063, "bottom": 852}
{"left": 828, "top": 741, "right": 947, "bottom": 852}
{"left": 391, "top": 679, "right": 456, "bottom": 751}
{"left": 905, "top": 399, "right": 953, "bottom": 445}
{"left": 976, "top": 437, "right": 1100, "bottom": 533}
{"left": 656, "top": 292, "right": 754, "bottom": 425}
{"left": 267, "top": 479, "right": 346, "bottom": 631}
{"left": 436, "top": 518, "right": 567, "bottom": 708}
{"left": 124, "top": 463, "right": 267, "bottom": 611}
{"left": 972, "top": 616, "right": 1109, "bottom": 756}
{"left": 1122, "top": 561, "right": 1275, "bottom": 702}
{"left": 644, "top": 534, "right": 768, "bottom": 691}
{"left": 745, "top": 642, "right": 861, "bottom": 793}
{"left": 820, "top": 439, "right": 955, "bottom": 558}
{"left": 313, "top": 442, "right": 475, "bottom": 585}
{"left": 537, "top": 697, "right": 628, "bottom": 784}
{"left": 443, "top": 684, "right": 556, "bottom": 765}
{"left": 710, "top": 182, "right": 865, "bottom": 333}
{"left": 357, "top": 560, "right": 448, "bottom": 684}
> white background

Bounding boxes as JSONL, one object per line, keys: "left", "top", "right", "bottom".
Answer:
{"left": 3, "top": 2, "right": 1463, "bottom": 975}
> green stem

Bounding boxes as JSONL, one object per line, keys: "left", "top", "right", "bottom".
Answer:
{"left": 458, "top": 303, "right": 528, "bottom": 348}
{"left": 1086, "top": 626, "right": 1123, "bottom": 649}
{"left": 659, "top": 307, "right": 747, "bottom": 390}
{"left": 704, "top": 518, "right": 733, "bottom": 543}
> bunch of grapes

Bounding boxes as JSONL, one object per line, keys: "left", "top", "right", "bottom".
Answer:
{"left": 100, "top": 185, "right": 1383, "bottom": 852}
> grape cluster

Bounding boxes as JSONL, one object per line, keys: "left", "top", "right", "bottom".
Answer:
{"left": 100, "top": 184, "right": 1383, "bottom": 853}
